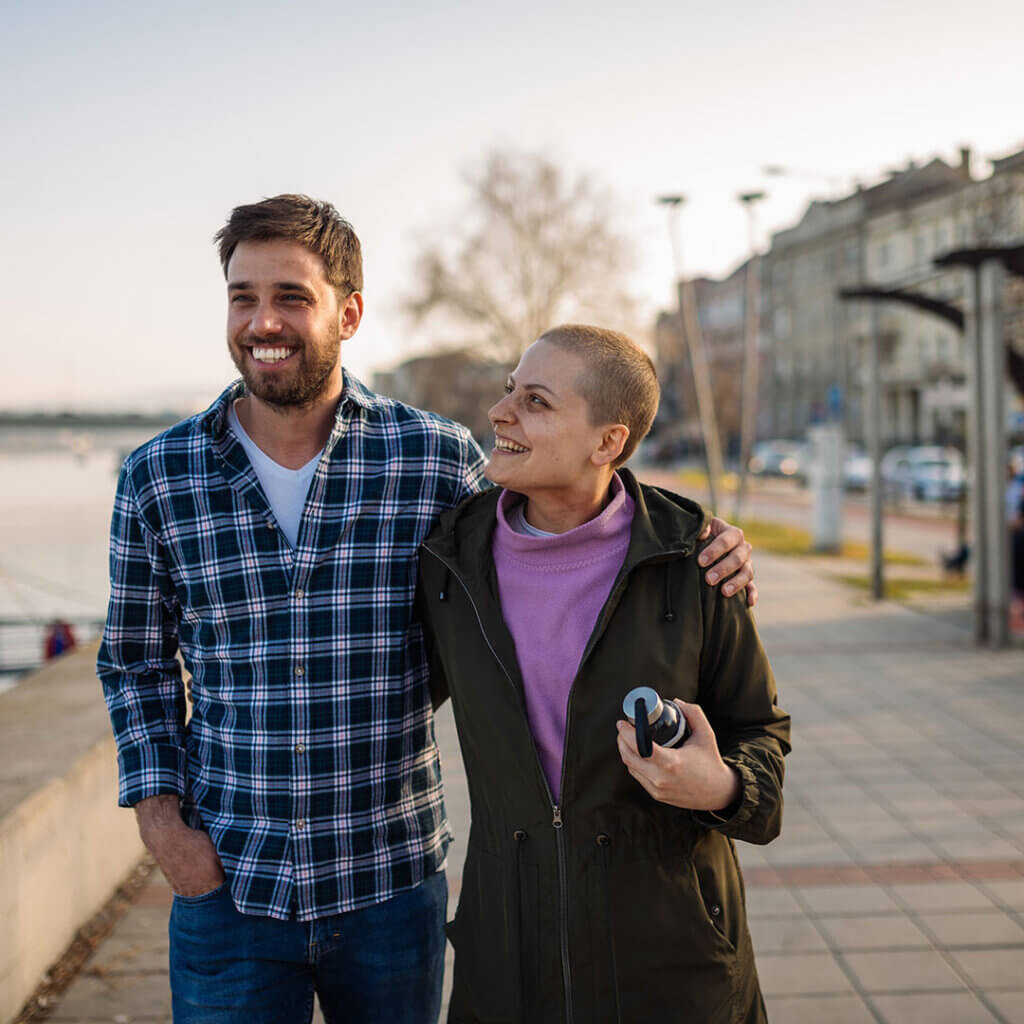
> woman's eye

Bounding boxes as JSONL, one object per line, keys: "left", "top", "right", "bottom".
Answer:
{"left": 503, "top": 383, "right": 514, "bottom": 394}
{"left": 528, "top": 394, "right": 547, "bottom": 407}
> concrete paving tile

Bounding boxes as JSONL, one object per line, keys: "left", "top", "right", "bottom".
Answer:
{"left": 918, "top": 911, "right": 1024, "bottom": 946}
{"left": 49, "top": 973, "right": 171, "bottom": 1020}
{"left": 86, "top": 931, "right": 169, "bottom": 974}
{"left": 748, "top": 915, "right": 829, "bottom": 954}
{"left": 888, "top": 881, "right": 997, "bottom": 912}
{"left": 745, "top": 888, "right": 806, "bottom": 918}
{"left": 947, "top": 948, "right": 1024, "bottom": 990}
{"left": 763, "top": 847, "right": 857, "bottom": 868}
{"left": 981, "top": 880, "right": 1024, "bottom": 910}
{"left": 934, "top": 837, "right": 1024, "bottom": 861}
{"left": 818, "top": 913, "right": 931, "bottom": 951}
{"left": 841, "top": 949, "right": 965, "bottom": 993}
{"left": 763, "top": 993, "right": 876, "bottom": 1023}
{"left": 756, "top": 952, "right": 853, "bottom": 996}
{"left": 797, "top": 885, "right": 901, "bottom": 915}
{"left": 870, "top": 992, "right": 1000, "bottom": 1023}
{"left": 845, "top": 839, "right": 939, "bottom": 864}
{"left": 986, "top": 990, "right": 1024, "bottom": 1023}
{"left": 107, "top": 905, "right": 172, "bottom": 938}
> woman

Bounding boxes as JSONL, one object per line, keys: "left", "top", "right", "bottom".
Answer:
{"left": 419, "top": 324, "right": 790, "bottom": 1024}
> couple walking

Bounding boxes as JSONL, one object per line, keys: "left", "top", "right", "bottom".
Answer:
{"left": 99, "top": 194, "right": 789, "bottom": 1023}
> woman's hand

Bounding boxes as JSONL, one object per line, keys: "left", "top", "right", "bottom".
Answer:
{"left": 616, "top": 700, "right": 741, "bottom": 812}
{"left": 698, "top": 517, "right": 756, "bottom": 607}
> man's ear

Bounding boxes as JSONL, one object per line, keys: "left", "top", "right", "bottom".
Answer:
{"left": 339, "top": 291, "right": 364, "bottom": 339}
{"left": 592, "top": 424, "right": 629, "bottom": 467}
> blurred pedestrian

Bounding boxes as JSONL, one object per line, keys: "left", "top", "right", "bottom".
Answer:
{"left": 1009, "top": 461, "right": 1024, "bottom": 631}
{"left": 419, "top": 325, "right": 789, "bottom": 1023}
{"left": 97, "top": 197, "right": 758, "bottom": 1024}
{"left": 43, "top": 619, "right": 76, "bottom": 660}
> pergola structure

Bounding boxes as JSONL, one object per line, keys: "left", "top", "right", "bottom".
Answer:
{"left": 839, "top": 244, "right": 1024, "bottom": 648}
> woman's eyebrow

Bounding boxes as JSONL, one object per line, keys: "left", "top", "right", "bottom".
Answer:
{"left": 508, "top": 374, "right": 556, "bottom": 395}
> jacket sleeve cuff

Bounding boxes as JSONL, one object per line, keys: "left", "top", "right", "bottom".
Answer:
{"left": 117, "top": 742, "right": 187, "bottom": 808}
{"left": 692, "top": 757, "right": 759, "bottom": 830}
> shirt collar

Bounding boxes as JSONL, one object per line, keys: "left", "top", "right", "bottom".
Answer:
{"left": 199, "top": 369, "right": 381, "bottom": 445}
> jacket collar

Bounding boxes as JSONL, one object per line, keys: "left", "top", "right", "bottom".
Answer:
{"left": 426, "top": 467, "right": 706, "bottom": 582}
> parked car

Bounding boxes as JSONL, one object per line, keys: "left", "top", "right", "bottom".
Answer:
{"left": 842, "top": 446, "right": 872, "bottom": 491}
{"left": 881, "top": 445, "right": 965, "bottom": 501}
{"left": 748, "top": 440, "right": 808, "bottom": 483}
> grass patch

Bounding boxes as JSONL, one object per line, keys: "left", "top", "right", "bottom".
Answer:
{"left": 837, "top": 574, "right": 971, "bottom": 601}
{"left": 737, "top": 518, "right": 926, "bottom": 566}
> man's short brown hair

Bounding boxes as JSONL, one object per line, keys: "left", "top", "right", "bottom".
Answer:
{"left": 537, "top": 324, "right": 659, "bottom": 467}
{"left": 214, "top": 194, "right": 363, "bottom": 299}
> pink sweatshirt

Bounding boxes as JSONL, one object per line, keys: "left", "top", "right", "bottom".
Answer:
{"left": 492, "top": 476, "right": 635, "bottom": 800}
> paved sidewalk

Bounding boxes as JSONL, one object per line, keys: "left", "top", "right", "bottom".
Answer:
{"left": 39, "top": 553, "right": 1024, "bottom": 1023}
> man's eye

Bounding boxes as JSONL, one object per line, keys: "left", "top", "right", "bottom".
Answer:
{"left": 230, "top": 294, "right": 254, "bottom": 304}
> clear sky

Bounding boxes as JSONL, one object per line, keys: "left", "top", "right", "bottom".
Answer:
{"left": 2, "top": 0, "right": 1022, "bottom": 411}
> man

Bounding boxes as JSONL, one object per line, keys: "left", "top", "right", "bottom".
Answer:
{"left": 98, "top": 194, "right": 756, "bottom": 1024}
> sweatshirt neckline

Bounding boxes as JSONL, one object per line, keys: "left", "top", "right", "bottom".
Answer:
{"left": 494, "top": 474, "right": 635, "bottom": 567}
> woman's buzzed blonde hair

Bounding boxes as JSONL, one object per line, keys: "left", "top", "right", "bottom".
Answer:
{"left": 536, "top": 324, "right": 659, "bottom": 467}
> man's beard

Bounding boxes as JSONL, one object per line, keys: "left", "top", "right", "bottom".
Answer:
{"left": 230, "top": 328, "right": 341, "bottom": 410}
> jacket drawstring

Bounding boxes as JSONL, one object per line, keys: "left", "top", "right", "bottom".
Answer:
{"left": 596, "top": 833, "right": 623, "bottom": 1024}
{"left": 662, "top": 563, "right": 676, "bottom": 622}
{"left": 513, "top": 828, "right": 529, "bottom": 1021}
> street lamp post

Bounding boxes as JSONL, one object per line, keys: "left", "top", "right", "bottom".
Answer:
{"left": 657, "top": 195, "right": 725, "bottom": 512}
{"left": 733, "top": 191, "right": 765, "bottom": 523}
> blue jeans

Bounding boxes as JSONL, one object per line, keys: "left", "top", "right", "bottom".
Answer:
{"left": 169, "top": 871, "right": 447, "bottom": 1024}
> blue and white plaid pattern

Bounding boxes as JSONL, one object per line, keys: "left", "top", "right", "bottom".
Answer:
{"left": 98, "top": 373, "right": 487, "bottom": 921}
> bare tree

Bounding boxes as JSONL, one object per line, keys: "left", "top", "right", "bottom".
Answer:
{"left": 404, "top": 151, "right": 637, "bottom": 362}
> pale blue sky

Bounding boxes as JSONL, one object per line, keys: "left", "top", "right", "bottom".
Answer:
{"left": 2, "top": 0, "right": 1022, "bottom": 409}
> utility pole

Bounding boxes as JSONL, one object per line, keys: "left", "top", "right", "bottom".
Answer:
{"left": 658, "top": 195, "right": 725, "bottom": 513}
{"left": 733, "top": 191, "right": 765, "bottom": 523}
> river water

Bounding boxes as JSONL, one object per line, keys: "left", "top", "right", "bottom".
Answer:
{"left": 0, "top": 425, "right": 158, "bottom": 691}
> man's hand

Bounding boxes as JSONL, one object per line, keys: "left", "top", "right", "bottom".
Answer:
{"left": 616, "top": 701, "right": 741, "bottom": 812}
{"left": 697, "top": 517, "right": 756, "bottom": 607}
{"left": 134, "top": 795, "right": 225, "bottom": 898}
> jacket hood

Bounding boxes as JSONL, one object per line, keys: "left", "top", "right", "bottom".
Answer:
{"left": 423, "top": 468, "right": 707, "bottom": 581}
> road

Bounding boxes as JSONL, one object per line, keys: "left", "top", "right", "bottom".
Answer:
{"left": 640, "top": 469, "right": 963, "bottom": 566}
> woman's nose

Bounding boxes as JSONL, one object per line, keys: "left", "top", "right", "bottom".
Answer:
{"left": 488, "top": 394, "right": 514, "bottom": 424}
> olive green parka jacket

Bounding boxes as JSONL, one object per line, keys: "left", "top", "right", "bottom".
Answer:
{"left": 418, "top": 470, "right": 791, "bottom": 1024}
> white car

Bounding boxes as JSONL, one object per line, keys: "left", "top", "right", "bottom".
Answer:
{"left": 882, "top": 445, "right": 965, "bottom": 501}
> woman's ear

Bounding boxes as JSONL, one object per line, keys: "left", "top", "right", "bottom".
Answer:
{"left": 592, "top": 424, "right": 629, "bottom": 467}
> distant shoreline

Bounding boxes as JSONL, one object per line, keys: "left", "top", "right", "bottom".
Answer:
{"left": 0, "top": 411, "right": 188, "bottom": 430}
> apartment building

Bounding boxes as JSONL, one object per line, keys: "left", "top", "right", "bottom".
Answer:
{"left": 659, "top": 144, "right": 1024, "bottom": 449}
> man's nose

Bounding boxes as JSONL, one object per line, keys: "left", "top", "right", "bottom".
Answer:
{"left": 249, "top": 302, "right": 283, "bottom": 336}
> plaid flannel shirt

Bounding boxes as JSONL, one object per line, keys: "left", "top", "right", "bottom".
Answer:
{"left": 98, "top": 374, "right": 487, "bottom": 920}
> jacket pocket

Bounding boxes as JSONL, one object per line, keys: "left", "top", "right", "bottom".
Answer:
{"left": 601, "top": 851, "right": 741, "bottom": 1023}
{"left": 446, "top": 847, "right": 517, "bottom": 1023}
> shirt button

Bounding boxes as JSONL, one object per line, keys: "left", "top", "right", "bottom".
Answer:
{"left": 295, "top": 819, "right": 306, "bottom": 830}
{"left": 267, "top": 520, "right": 276, "bottom": 530}
{"left": 294, "top": 742, "right": 306, "bottom": 754}
{"left": 294, "top": 589, "right": 305, "bottom": 599}
{"left": 294, "top": 666, "right": 305, "bottom": 677}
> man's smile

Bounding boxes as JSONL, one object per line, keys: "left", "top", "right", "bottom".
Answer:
{"left": 247, "top": 345, "right": 298, "bottom": 365}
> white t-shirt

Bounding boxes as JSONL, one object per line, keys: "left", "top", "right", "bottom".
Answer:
{"left": 227, "top": 402, "right": 322, "bottom": 549}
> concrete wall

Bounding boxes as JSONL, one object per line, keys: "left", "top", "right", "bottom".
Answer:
{"left": 0, "top": 643, "right": 144, "bottom": 1023}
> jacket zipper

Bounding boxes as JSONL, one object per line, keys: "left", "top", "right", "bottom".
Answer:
{"left": 423, "top": 544, "right": 576, "bottom": 1022}
{"left": 551, "top": 803, "right": 573, "bottom": 1024}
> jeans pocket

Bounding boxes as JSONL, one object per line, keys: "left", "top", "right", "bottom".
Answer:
{"left": 173, "top": 880, "right": 229, "bottom": 905}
